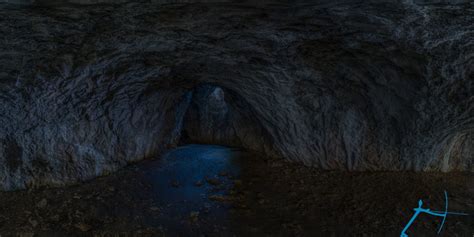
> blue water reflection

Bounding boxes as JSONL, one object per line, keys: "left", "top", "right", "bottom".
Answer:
{"left": 151, "top": 145, "right": 242, "bottom": 202}
{"left": 144, "top": 144, "right": 245, "bottom": 233}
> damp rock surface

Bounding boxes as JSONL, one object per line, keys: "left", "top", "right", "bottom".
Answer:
{"left": 0, "top": 0, "right": 473, "bottom": 190}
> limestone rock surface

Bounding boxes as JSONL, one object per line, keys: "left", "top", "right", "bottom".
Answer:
{"left": 0, "top": 0, "right": 472, "bottom": 190}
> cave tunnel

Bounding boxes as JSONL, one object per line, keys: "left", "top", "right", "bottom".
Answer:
{"left": 0, "top": 0, "right": 473, "bottom": 236}
{"left": 179, "top": 84, "right": 274, "bottom": 152}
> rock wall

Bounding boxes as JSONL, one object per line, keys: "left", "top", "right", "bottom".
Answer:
{"left": 0, "top": 0, "right": 235, "bottom": 5}
{"left": 0, "top": 0, "right": 472, "bottom": 190}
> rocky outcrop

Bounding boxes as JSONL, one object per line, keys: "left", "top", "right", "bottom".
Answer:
{"left": 0, "top": 0, "right": 472, "bottom": 190}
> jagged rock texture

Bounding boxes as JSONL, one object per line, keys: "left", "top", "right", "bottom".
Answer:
{"left": 0, "top": 0, "right": 472, "bottom": 190}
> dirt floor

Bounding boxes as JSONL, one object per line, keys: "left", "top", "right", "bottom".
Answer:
{"left": 0, "top": 145, "right": 472, "bottom": 236}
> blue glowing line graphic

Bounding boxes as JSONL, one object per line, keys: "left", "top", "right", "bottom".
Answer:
{"left": 400, "top": 190, "right": 469, "bottom": 237}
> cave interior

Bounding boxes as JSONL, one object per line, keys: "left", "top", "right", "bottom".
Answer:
{"left": 0, "top": 0, "right": 473, "bottom": 236}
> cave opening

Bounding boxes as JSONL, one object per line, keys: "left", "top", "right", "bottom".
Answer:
{"left": 178, "top": 83, "right": 272, "bottom": 156}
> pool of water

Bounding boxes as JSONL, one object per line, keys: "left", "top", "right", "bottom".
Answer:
{"left": 140, "top": 144, "right": 246, "bottom": 234}
{"left": 150, "top": 145, "right": 243, "bottom": 202}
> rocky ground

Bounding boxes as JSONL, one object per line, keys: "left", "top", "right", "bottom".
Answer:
{"left": 0, "top": 145, "right": 472, "bottom": 236}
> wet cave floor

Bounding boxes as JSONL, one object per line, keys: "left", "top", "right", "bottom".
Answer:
{"left": 0, "top": 145, "right": 472, "bottom": 236}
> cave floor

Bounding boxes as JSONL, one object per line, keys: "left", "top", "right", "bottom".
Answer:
{"left": 0, "top": 145, "right": 472, "bottom": 236}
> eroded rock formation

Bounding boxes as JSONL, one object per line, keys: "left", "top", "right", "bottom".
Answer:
{"left": 0, "top": 0, "right": 472, "bottom": 190}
